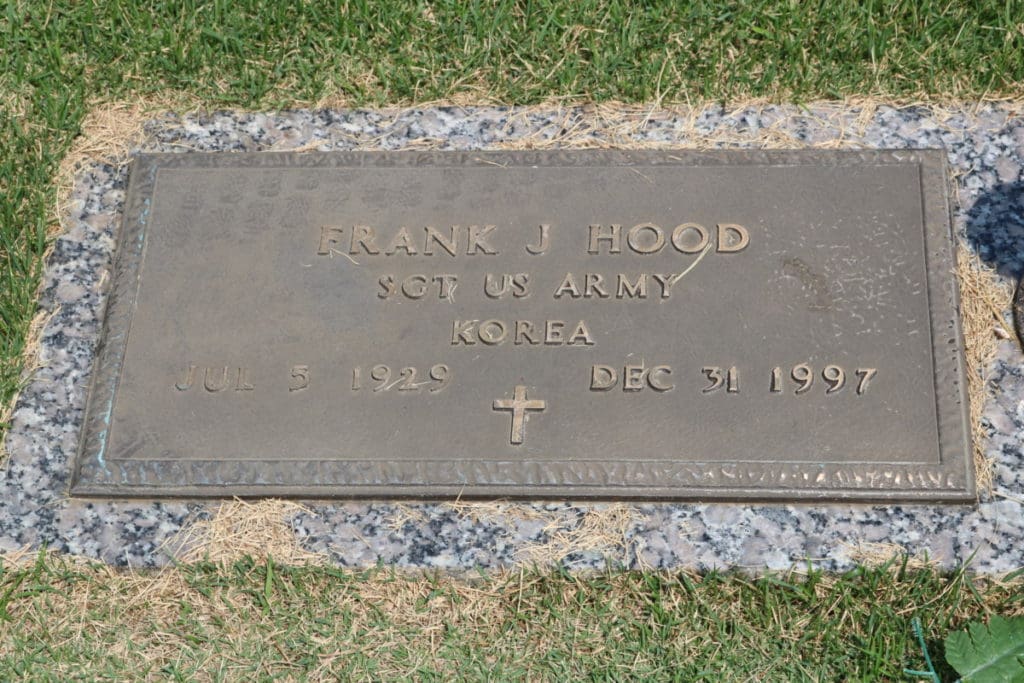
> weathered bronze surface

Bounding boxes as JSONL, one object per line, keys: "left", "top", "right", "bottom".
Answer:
{"left": 72, "top": 150, "right": 974, "bottom": 501}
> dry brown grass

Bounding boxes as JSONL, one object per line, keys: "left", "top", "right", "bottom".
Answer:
{"left": 514, "top": 505, "right": 641, "bottom": 566}
{"left": 841, "top": 541, "right": 943, "bottom": 571}
{"left": 956, "top": 249, "right": 1015, "bottom": 492}
{"left": 438, "top": 501, "right": 644, "bottom": 566}
{"left": 158, "top": 498, "right": 644, "bottom": 569}
{"left": 0, "top": 75, "right": 31, "bottom": 122}
{"left": 54, "top": 95, "right": 203, "bottom": 230}
{"left": 166, "top": 498, "right": 325, "bottom": 565}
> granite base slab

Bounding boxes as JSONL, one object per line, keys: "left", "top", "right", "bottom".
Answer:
{"left": 2, "top": 104, "right": 1023, "bottom": 572}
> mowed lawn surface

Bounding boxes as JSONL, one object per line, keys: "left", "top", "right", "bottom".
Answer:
{"left": 3, "top": 1, "right": 1024, "bottom": 679}
{"left": 0, "top": 554, "right": 1022, "bottom": 681}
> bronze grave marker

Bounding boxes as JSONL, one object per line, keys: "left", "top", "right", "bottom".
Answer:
{"left": 72, "top": 150, "right": 974, "bottom": 500}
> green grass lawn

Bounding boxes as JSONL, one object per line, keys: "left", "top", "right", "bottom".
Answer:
{"left": 3, "top": 1, "right": 1024, "bottom": 679}
{"left": 0, "top": 553, "right": 1021, "bottom": 681}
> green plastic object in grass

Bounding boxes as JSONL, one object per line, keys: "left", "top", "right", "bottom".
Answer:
{"left": 945, "top": 616, "right": 1024, "bottom": 683}
{"left": 906, "top": 618, "right": 941, "bottom": 682}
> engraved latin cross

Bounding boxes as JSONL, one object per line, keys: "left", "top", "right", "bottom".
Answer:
{"left": 492, "top": 385, "right": 546, "bottom": 445}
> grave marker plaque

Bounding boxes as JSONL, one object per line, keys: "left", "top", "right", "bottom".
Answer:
{"left": 72, "top": 150, "right": 974, "bottom": 501}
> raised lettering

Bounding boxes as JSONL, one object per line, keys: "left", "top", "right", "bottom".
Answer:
{"left": 479, "top": 320, "right": 508, "bottom": 344}
{"left": 588, "top": 224, "right": 622, "bottom": 254}
{"left": 384, "top": 227, "right": 419, "bottom": 255}
{"left": 553, "top": 272, "right": 582, "bottom": 299}
{"left": 377, "top": 275, "right": 397, "bottom": 300}
{"left": 591, "top": 365, "right": 617, "bottom": 390}
{"left": 349, "top": 225, "right": 380, "bottom": 255}
{"left": 204, "top": 367, "right": 230, "bottom": 393}
{"left": 175, "top": 364, "right": 197, "bottom": 391}
{"left": 671, "top": 223, "right": 710, "bottom": 253}
{"left": 484, "top": 273, "right": 512, "bottom": 299}
{"left": 648, "top": 366, "right": 673, "bottom": 391}
{"left": 511, "top": 273, "right": 529, "bottom": 298}
{"left": 616, "top": 273, "right": 648, "bottom": 299}
{"left": 515, "top": 320, "right": 540, "bottom": 345}
{"left": 526, "top": 224, "right": 550, "bottom": 255}
{"left": 545, "top": 320, "right": 565, "bottom": 345}
{"left": 423, "top": 226, "right": 459, "bottom": 257}
{"left": 317, "top": 225, "right": 345, "bottom": 255}
{"left": 235, "top": 367, "right": 254, "bottom": 391}
{"left": 466, "top": 225, "right": 498, "bottom": 254}
{"left": 717, "top": 223, "right": 749, "bottom": 253}
{"left": 651, "top": 274, "right": 679, "bottom": 299}
{"left": 626, "top": 223, "right": 665, "bottom": 254}
{"left": 623, "top": 364, "right": 645, "bottom": 391}
{"left": 451, "top": 319, "right": 595, "bottom": 346}
{"left": 567, "top": 320, "right": 595, "bottom": 345}
{"left": 584, "top": 273, "right": 609, "bottom": 298}
{"left": 289, "top": 365, "right": 310, "bottom": 392}
{"left": 433, "top": 274, "right": 458, "bottom": 300}
{"left": 401, "top": 274, "right": 429, "bottom": 298}
{"left": 452, "top": 320, "right": 477, "bottom": 345}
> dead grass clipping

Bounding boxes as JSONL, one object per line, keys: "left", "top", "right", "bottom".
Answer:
{"left": 956, "top": 248, "right": 1014, "bottom": 493}
{"left": 166, "top": 498, "right": 325, "bottom": 565}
